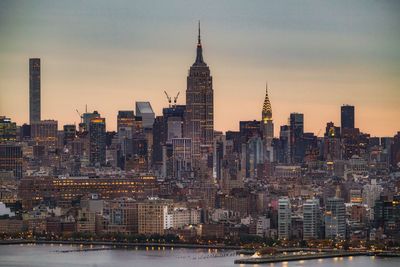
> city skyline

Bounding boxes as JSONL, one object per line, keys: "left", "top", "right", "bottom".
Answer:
{"left": 1, "top": 0, "right": 399, "bottom": 136}
{"left": 1, "top": 1, "right": 400, "bottom": 262}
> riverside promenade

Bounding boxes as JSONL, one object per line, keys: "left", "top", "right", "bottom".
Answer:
{"left": 0, "top": 239, "right": 242, "bottom": 250}
{"left": 235, "top": 251, "right": 372, "bottom": 264}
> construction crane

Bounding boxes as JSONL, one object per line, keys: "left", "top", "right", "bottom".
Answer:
{"left": 173, "top": 91, "right": 180, "bottom": 106}
{"left": 75, "top": 109, "right": 83, "bottom": 123}
{"left": 164, "top": 91, "right": 172, "bottom": 107}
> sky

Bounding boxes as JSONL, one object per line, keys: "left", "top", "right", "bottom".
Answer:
{"left": 0, "top": 0, "right": 399, "bottom": 137}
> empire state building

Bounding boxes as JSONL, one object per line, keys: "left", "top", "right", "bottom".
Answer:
{"left": 185, "top": 22, "right": 214, "bottom": 158}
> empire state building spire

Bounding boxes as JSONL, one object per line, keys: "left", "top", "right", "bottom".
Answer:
{"left": 185, "top": 22, "right": 214, "bottom": 159}
{"left": 195, "top": 21, "right": 205, "bottom": 65}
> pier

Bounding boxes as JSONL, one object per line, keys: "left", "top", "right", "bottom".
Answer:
{"left": 234, "top": 251, "right": 369, "bottom": 264}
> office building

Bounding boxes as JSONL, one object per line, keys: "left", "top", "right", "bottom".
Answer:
{"left": 20, "top": 124, "right": 31, "bottom": 140}
{"left": 18, "top": 175, "right": 158, "bottom": 209}
{"left": 117, "top": 111, "right": 135, "bottom": 159}
{"left": 277, "top": 125, "right": 291, "bottom": 164}
{"left": 374, "top": 195, "right": 400, "bottom": 237}
{"left": 341, "top": 105, "right": 355, "bottom": 130}
{"left": 303, "top": 198, "right": 321, "bottom": 240}
{"left": 172, "top": 138, "right": 192, "bottom": 179}
{"left": 81, "top": 110, "right": 101, "bottom": 132}
{"left": 29, "top": 58, "right": 41, "bottom": 124}
{"left": 152, "top": 105, "right": 186, "bottom": 168}
{"left": 185, "top": 22, "right": 214, "bottom": 157}
{"left": 243, "top": 136, "right": 264, "bottom": 178}
{"left": 239, "top": 120, "right": 261, "bottom": 144}
{"left": 323, "top": 122, "right": 342, "bottom": 161}
{"left": 290, "top": 113, "right": 304, "bottom": 138}
{"left": 135, "top": 102, "right": 155, "bottom": 129}
{"left": 261, "top": 83, "right": 274, "bottom": 147}
{"left": 89, "top": 117, "right": 106, "bottom": 166}
{"left": 103, "top": 198, "right": 138, "bottom": 235}
{"left": 325, "top": 189, "right": 346, "bottom": 239}
{"left": 63, "top": 124, "right": 76, "bottom": 144}
{"left": 391, "top": 132, "right": 400, "bottom": 169}
{"left": 117, "top": 111, "right": 135, "bottom": 132}
{"left": 31, "top": 120, "right": 58, "bottom": 150}
{"left": 289, "top": 113, "right": 304, "bottom": 163}
{"left": 152, "top": 116, "right": 166, "bottom": 167}
{"left": 137, "top": 198, "right": 173, "bottom": 235}
{"left": 0, "top": 117, "right": 17, "bottom": 143}
{"left": 0, "top": 144, "right": 23, "bottom": 179}
{"left": 278, "top": 197, "right": 291, "bottom": 240}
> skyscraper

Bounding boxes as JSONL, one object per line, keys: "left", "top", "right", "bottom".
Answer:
{"left": 341, "top": 105, "right": 355, "bottom": 130}
{"left": 390, "top": 132, "right": 400, "bottom": 170}
{"left": 278, "top": 125, "right": 291, "bottom": 164}
{"left": 135, "top": 102, "right": 155, "bottom": 129}
{"left": 325, "top": 188, "right": 346, "bottom": 239}
{"left": 185, "top": 22, "right": 214, "bottom": 158}
{"left": 289, "top": 113, "right": 304, "bottom": 163}
{"left": 261, "top": 83, "right": 274, "bottom": 147}
{"left": 81, "top": 110, "right": 101, "bottom": 132}
{"left": 117, "top": 111, "right": 135, "bottom": 132}
{"left": 0, "top": 144, "right": 23, "bottom": 179}
{"left": 31, "top": 120, "right": 58, "bottom": 150}
{"left": 278, "top": 197, "right": 291, "bottom": 240}
{"left": 303, "top": 198, "right": 321, "bottom": 240}
{"left": 152, "top": 105, "right": 186, "bottom": 169}
{"left": 89, "top": 117, "right": 106, "bottom": 166}
{"left": 172, "top": 138, "right": 192, "bottom": 179}
{"left": 289, "top": 113, "right": 304, "bottom": 140}
{"left": 0, "top": 116, "right": 17, "bottom": 143}
{"left": 239, "top": 120, "right": 261, "bottom": 144}
{"left": 29, "top": 58, "right": 41, "bottom": 124}
{"left": 63, "top": 124, "right": 76, "bottom": 144}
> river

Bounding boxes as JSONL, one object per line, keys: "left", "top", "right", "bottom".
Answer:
{"left": 0, "top": 244, "right": 399, "bottom": 267}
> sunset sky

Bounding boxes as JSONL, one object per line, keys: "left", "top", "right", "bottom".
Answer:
{"left": 0, "top": 0, "right": 399, "bottom": 137}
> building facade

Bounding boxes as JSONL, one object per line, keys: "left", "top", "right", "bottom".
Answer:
{"left": 261, "top": 83, "right": 274, "bottom": 148}
{"left": 303, "top": 198, "right": 321, "bottom": 240}
{"left": 325, "top": 196, "right": 346, "bottom": 239}
{"left": 341, "top": 105, "right": 355, "bottom": 130}
{"left": 29, "top": 58, "right": 41, "bottom": 124}
{"left": 184, "top": 22, "right": 214, "bottom": 158}
{"left": 278, "top": 197, "right": 291, "bottom": 240}
{"left": 89, "top": 117, "right": 106, "bottom": 166}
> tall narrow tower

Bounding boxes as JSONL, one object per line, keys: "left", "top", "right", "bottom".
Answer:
{"left": 341, "top": 104, "right": 355, "bottom": 130}
{"left": 261, "top": 82, "right": 274, "bottom": 147}
{"left": 29, "top": 58, "right": 41, "bottom": 124}
{"left": 185, "top": 22, "right": 214, "bottom": 158}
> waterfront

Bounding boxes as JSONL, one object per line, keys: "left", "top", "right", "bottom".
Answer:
{"left": 0, "top": 244, "right": 400, "bottom": 267}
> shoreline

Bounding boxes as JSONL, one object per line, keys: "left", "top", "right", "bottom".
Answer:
{"left": 235, "top": 251, "right": 369, "bottom": 264}
{"left": 0, "top": 239, "right": 242, "bottom": 250}
{"left": 235, "top": 251, "right": 400, "bottom": 264}
{"left": 2, "top": 239, "right": 399, "bottom": 264}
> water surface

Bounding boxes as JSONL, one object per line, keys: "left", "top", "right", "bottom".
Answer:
{"left": 0, "top": 244, "right": 399, "bottom": 267}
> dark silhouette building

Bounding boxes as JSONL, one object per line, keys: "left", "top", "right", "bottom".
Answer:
{"left": 0, "top": 144, "right": 23, "bottom": 179}
{"left": 391, "top": 132, "right": 400, "bottom": 170}
{"left": 290, "top": 113, "right": 304, "bottom": 163}
{"left": 0, "top": 117, "right": 17, "bottom": 143}
{"left": 29, "top": 58, "right": 41, "bottom": 124}
{"left": 239, "top": 120, "right": 261, "bottom": 144}
{"left": 341, "top": 105, "right": 355, "bottom": 130}
{"left": 89, "top": 117, "right": 106, "bottom": 166}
